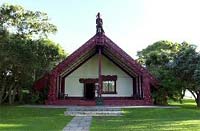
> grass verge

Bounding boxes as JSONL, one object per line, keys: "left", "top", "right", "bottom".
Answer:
{"left": 91, "top": 99, "right": 200, "bottom": 131}
{"left": 0, "top": 106, "right": 72, "bottom": 131}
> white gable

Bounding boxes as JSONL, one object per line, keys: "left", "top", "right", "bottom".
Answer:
{"left": 65, "top": 54, "right": 133, "bottom": 97}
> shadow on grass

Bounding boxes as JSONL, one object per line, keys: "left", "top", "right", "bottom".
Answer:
{"left": 0, "top": 106, "right": 72, "bottom": 131}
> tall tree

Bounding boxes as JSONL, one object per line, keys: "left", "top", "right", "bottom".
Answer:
{"left": 173, "top": 42, "right": 200, "bottom": 107}
{"left": 137, "top": 40, "right": 183, "bottom": 105}
{"left": 138, "top": 40, "right": 200, "bottom": 107}
{"left": 0, "top": 3, "right": 57, "bottom": 39}
{"left": 0, "top": 37, "right": 66, "bottom": 104}
{"left": 0, "top": 3, "right": 66, "bottom": 104}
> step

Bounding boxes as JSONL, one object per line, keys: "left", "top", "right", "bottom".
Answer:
{"left": 65, "top": 111, "right": 122, "bottom": 116}
{"left": 64, "top": 107, "right": 122, "bottom": 116}
{"left": 67, "top": 107, "right": 121, "bottom": 111}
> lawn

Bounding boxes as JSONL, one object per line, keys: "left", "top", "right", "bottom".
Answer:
{"left": 0, "top": 106, "right": 72, "bottom": 131}
{"left": 0, "top": 100, "right": 199, "bottom": 131}
{"left": 91, "top": 99, "right": 200, "bottom": 131}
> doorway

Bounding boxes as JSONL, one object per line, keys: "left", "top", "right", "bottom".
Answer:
{"left": 84, "top": 83, "right": 95, "bottom": 100}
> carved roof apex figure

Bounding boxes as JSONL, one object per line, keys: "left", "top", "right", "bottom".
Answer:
{"left": 96, "top": 12, "right": 100, "bottom": 18}
{"left": 96, "top": 12, "right": 104, "bottom": 34}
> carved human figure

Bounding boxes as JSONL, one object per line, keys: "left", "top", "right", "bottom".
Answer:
{"left": 96, "top": 12, "right": 104, "bottom": 34}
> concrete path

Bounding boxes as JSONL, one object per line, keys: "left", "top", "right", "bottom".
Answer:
{"left": 63, "top": 116, "right": 92, "bottom": 131}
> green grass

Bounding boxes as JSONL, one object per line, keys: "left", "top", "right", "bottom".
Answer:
{"left": 91, "top": 99, "right": 200, "bottom": 131}
{"left": 0, "top": 106, "right": 72, "bottom": 131}
{"left": 1, "top": 99, "right": 199, "bottom": 131}
{"left": 169, "top": 99, "right": 197, "bottom": 109}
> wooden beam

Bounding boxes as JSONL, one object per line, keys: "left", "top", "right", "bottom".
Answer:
{"left": 98, "top": 47, "right": 102, "bottom": 97}
{"left": 132, "top": 77, "right": 137, "bottom": 96}
{"left": 140, "top": 76, "right": 143, "bottom": 99}
{"left": 61, "top": 77, "right": 65, "bottom": 99}
{"left": 137, "top": 76, "right": 141, "bottom": 98}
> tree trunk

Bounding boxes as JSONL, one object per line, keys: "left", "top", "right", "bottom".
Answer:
{"left": 2, "top": 83, "right": 14, "bottom": 104}
{"left": 187, "top": 90, "right": 200, "bottom": 108}
{"left": 196, "top": 93, "right": 200, "bottom": 108}
{"left": 12, "top": 87, "right": 17, "bottom": 104}
{"left": 8, "top": 87, "right": 17, "bottom": 105}
{"left": 18, "top": 87, "right": 23, "bottom": 104}
{"left": 181, "top": 89, "right": 186, "bottom": 99}
{"left": 8, "top": 89, "right": 12, "bottom": 105}
{"left": 0, "top": 84, "right": 6, "bottom": 104}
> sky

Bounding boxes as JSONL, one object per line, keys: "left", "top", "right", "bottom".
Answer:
{"left": 1, "top": 0, "right": 200, "bottom": 58}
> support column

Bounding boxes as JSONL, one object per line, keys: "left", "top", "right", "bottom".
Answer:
{"left": 137, "top": 76, "right": 141, "bottom": 98}
{"left": 61, "top": 77, "right": 65, "bottom": 99}
{"left": 47, "top": 73, "right": 57, "bottom": 104}
{"left": 138, "top": 76, "right": 142, "bottom": 99}
{"left": 132, "top": 77, "right": 137, "bottom": 97}
{"left": 98, "top": 47, "right": 102, "bottom": 97}
{"left": 142, "top": 74, "right": 152, "bottom": 104}
{"left": 56, "top": 77, "right": 59, "bottom": 99}
{"left": 140, "top": 76, "right": 143, "bottom": 99}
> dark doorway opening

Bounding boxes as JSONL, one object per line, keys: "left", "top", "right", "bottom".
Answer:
{"left": 84, "top": 83, "right": 95, "bottom": 100}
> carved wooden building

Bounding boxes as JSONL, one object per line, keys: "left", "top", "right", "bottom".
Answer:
{"left": 34, "top": 33, "right": 158, "bottom": 106}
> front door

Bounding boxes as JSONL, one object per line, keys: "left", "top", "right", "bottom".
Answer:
{"left": 84, "top": 83, "right": 95, "bottom": 100}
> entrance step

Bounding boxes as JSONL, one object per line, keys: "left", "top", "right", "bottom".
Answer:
{"left": 65, "top": 111, "right": 122, "bottom": 116}
{"left": 96, "top": 97, "right": 104, "bottom": 105}
{"left": 64, "top": 107, "right": 122, "bottom": 116}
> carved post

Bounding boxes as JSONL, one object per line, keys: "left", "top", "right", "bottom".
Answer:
{"left": 98, "top": 47, "right": 102, "bottom": 97}
{"left": 47, "top": 71, "right": 58, "bottom": 104}
{"left": 142, "top": 74, "right": 153, "bottom": 104}
{"left": 61, "top": 77, "right": 65, "bottom": 99}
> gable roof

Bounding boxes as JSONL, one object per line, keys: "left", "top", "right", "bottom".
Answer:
{"left": 51, "top": 34, "right": 158, "bottom": 86}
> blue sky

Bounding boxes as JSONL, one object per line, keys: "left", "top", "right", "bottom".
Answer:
{"left": 1, "top": 0, "right": 200, "bottom": 57}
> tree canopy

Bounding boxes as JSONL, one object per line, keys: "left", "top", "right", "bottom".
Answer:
{"left": 137, "top": 40, "right": 183, "bottom": 105}
{"left": 137, "top": 41, "right": 200, "bottom": 107}
{"left": 173, "top": 42, "right": 200, "bottom": 107}
{"left": 0, "top": 3, "right": 57, "bottom": 39}
{"left": 0, "top": 3, "right": 66, "bottom": 104}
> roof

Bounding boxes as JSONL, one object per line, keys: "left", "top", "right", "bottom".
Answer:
{"left": 53, "top": 34, "right": 157, "bottom": 85}
{"left": 34, "top": 34, "right": 158, "bottom": 90}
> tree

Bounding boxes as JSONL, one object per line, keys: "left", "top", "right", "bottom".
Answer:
{"left": 0, "top": 37, "right": 34, "bottom": 104}
{"left": 193, "top": 62, "right": 200, "bottom": 107}
{"left": 173, "top": 42, "right": 200, "bottom": 107}
{"left": 0, "top": 3, "right": 66, "bottom": 104}
{"left": 0, "top": 3, "right": 57, "bottom": 39}
{"left": 0, "top": 37, "right": 66, "bottom": 104}
{"left": 138, "top": 40, "right": 200, "bottom": 107}
{"left": 29, "top": 39, "right": 66, "bottom": 80}
{"left": 137, "top": 40, "right": 183, "bottom": 105}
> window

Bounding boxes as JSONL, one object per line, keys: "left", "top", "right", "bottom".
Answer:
{"left": 102, "top": 81, "right": 116, "bottom": 94}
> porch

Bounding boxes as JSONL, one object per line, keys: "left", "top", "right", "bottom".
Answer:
{"left": 46, "top": 97, "right": 152, "bottom": 106}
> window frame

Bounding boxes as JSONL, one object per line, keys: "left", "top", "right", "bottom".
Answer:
{"left": 102, "top": 80, "right": 117, "bottom": 94}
